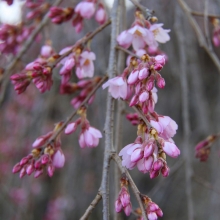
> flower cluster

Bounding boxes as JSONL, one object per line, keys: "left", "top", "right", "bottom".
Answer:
{"left": 10, "top": 44, "right": 55, "bottom": 94}
{"left": 0, "top": 23, "right": 34, "bottom": 55}
{"left": 195, "top": 134, "right": 219, "bottom": 162}
{"left": 48, "top": 1, "right": 107, "bottom": 32}
{"left": 103, "top": 11, "right": 180, "bottom": 178}
{"left": 26, "top": 1, "right": 50, "bottom": 20}
{"left": 12, "top": 123, "right": 65, "bottom": 178}
{"left": 115, "top": 177, "right": 132, "bottom": 216}
{"left": 140, "top": 195, "right": 163, "bottom": 220}
{"left": 65, "top": 107, "right": 102, "bottom": 148}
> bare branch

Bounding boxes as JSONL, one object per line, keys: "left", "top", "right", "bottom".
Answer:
{"left": 100, "top": 0, "right": 120, "bottom": 219}
{"left": 80, "top": 192, "right": 102, "bottom": 220}
{"left": 191, "top": 10, "right": 220, "bottom": 19}
{"left": 178, "top": 0, "right": 220, "bottom": 73}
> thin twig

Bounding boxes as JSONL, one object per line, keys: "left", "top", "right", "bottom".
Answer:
{"left": 129, "top": 0, "right": 154, "bottom": 20}
{"left": 79, "top": 192, "right": 102, "bottom": 220}
{"left": 115, "top": 45, "right": 140, "bottom": 59}
{"left": 50, "top": 20, "right": 111, "bottom": 68}
{"left": 100, "top": 0, "right": 119, "bottom": 219}
{"left": 193, "top": 175, "right": 220, "bottom": 195}
{"left": 0, "top": 0, "right": 64, "bottom": 103}
{"left": 191, "top": 11, "right": 220, "bottom": 19}
{"left": 112, "top": 153, "right": 148, "bottom": 220}
{"left": 204, "top": 0, "right": 212, "bottom": 49}
{"left": 178, "top": 0, "right": 220, "bottom": 73}
{"left": 46, "top": 75, "right": 108, "bottom": 145}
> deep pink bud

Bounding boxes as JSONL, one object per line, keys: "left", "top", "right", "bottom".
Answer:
{"left": 19, "top": 168, "right": 26, "bottom": 178}
{"left": 47, "top": 164, "right": 54, "bottom": 177}
{"left": 124, "top": 203, "right": 132, "bottom": 216}
{"left": 161, "top": 165, "right": 169, "bottom": 177}
{"left": 41, "top": 154, "right": 50, "bottom": 164}
{"left": 115, "top": 199, "right": 123, "bottom": 213}
{"left": 34, "top": 169, "right": 43, "bottom": 178}
{"left": 156, "top": 75, "right": 165, "bottom": 88}
{"left": 144, "top": 142, "right": 154, "bottom": 158}
{"left": 34, "top": 160, "right": 42, "bottom": 169}
{"left": 150, "top": 170, "right": 159, "bottom": 179}
{"left": 129, "top": 95, "right": 139, "bottom": 106}
{"left": 20, "top": 157, "right": 29, "bottom": 166}
{"left": 26, "top": 164, "right": 35, "bottom": 175}
{"left": 12, "top": 163, "right": 22, "bottom": 173}
{"left": 146, "top": 76, "right": 154, "bottom": 91}
{"left": 130, "top": 149, "right": 143, "bottom": 163}
{"left": 153, "top": 159, "right": 163, "bottom": 171}
{"left": 154, "top": 63, "right": 163, "bottom": 71}
{"left": 138, "top": 68, "right": 149, "bottom": 80}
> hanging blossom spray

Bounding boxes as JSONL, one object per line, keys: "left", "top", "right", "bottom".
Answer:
{"left": 1, "top": 0, "right": 181, "bottom": 219}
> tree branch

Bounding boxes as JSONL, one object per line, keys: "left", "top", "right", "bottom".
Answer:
{"left": 178, "top": 0, "right": 220, "bottom": 73}
{"left": 79, "top": 192, "right": 102, "bottom": 220}
{"left": 112, "top": 153, "right": 148, "bottom": 220}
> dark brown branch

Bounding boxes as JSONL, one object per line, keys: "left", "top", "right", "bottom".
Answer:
{"left": 79, "top": 192, "right": 102, "bottom": 220}
{"left": 112, "top": 153, "right": 148, "bottom": 220}
{"left": 115, "top": 45, "right": 140, "bottom": 59}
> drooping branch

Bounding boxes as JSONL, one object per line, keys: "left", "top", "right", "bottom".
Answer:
{"left": 112, "top": 153, "right": 148, "bottom": 220}
{"left": 0, "top": 0, "right": 64, "bottom": 105}
{"left": 100, "top": 0, "right": 119, "bottom": 219}
{"left": 79, "top": 192, "right": 102, "bottom": 220}
{"left": 178, "top": 0, "right": 220, "bottom": 73}
{"left": 191, "top": 10, "right": 220, "bottom": 19}
{"left": 44, "top": 75, "right": 108, "bottom": 146}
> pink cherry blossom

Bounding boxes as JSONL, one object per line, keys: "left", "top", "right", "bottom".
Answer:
{"left": 79, "top": 127, "right": 102, "bottom": 148}
{"left": 162, "top": 141, "right": 180, "bottom": 158}
{"left": 150, "top": 23, "right": 170, "bottom": 43}
{"left": 102, "top": 76, "right": 127, "bottom": 99}
{"left": 76, "top": 51, "right": 96, "bottom": 79}
{"left": 75, "top": 2, "right": 95, "bottom": 19}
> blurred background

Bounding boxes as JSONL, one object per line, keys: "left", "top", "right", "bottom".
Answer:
{"left": 0, "top": 0, "right": 220, "bottom": 219}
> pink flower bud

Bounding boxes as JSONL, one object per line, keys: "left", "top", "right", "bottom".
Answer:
{"left": 130, "top": 148, "right": 143, "bottom": 163}
{"left": 129, "top": 95, "right": 139, "bottom": 106}
{"left": 26, "top": 164, "right": 35, "bottom": 175}
{"left": 127, "top": 70, "right": 139, "bottom": 84}
{"left": 12, "top": 163, "right": 22, "bottom": 173}
{"left": 153, "top": 159, "right": 163, "bottom": 171}
{"left": 163, "top": 141, "right": 180, "bottom": 158}
{"left": 41, "top": 45, "right": 53, "bottom": 58}
{"left": 161, "top": 165, "right": 169, "bottom": 177}
{"left": 144, "top": 142, "right": 154, "bottom": 158}
{"left": 139, "top": 91, "right": 149, "bottom": 102}
{"left": 75, "top": 2, "right": 95, "bottom": 19}
{"left": 95, "top": 4, "right": 107, "bottom": 25}
{"left": 65, "top": 122, "right": 77, "bottom": 135}
{"left": 47, "top": 164, "right": 54, "bottom": 177}
{"left": 138, "top": 68, "right": 149, "bottom": 80}
{"left": 20, "top": 157, "right": 30, "bottom": 166}
{"left": 155, "top": 55, "right": 165, "bottom": 66}
{"left": 34, "top": 169, "right": 43, "bottom": 178}
{"left": 41, "top": 154, "right": 50, "bottom": 164}
{"left": 52, "top": 149, "right": 65, "bottom": 168}
{"left": 154, "top": 63, "right": 163, "bottom": 71}
{"left": 19, "top": 168, "right": 26, "bottom": 178}
{"left": 156, "top": 75, "right": 165, "bottom": 88}
{"left": 124, "top": 203, "right": 132, "bottom": 216}
{"left": 115, "top": 199, "right": 123, "bottom": 213}
{"left": 150, "top": 170, "right": 159, "bottom": 179}
{"left": 34, "top": 160, "right": 42, "bottom": 169}
{"left": 120, "top": 188, "right": 130, "bottom": 207}
{"left": 146, "top": 76, "right": 154, "bottom": 91}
